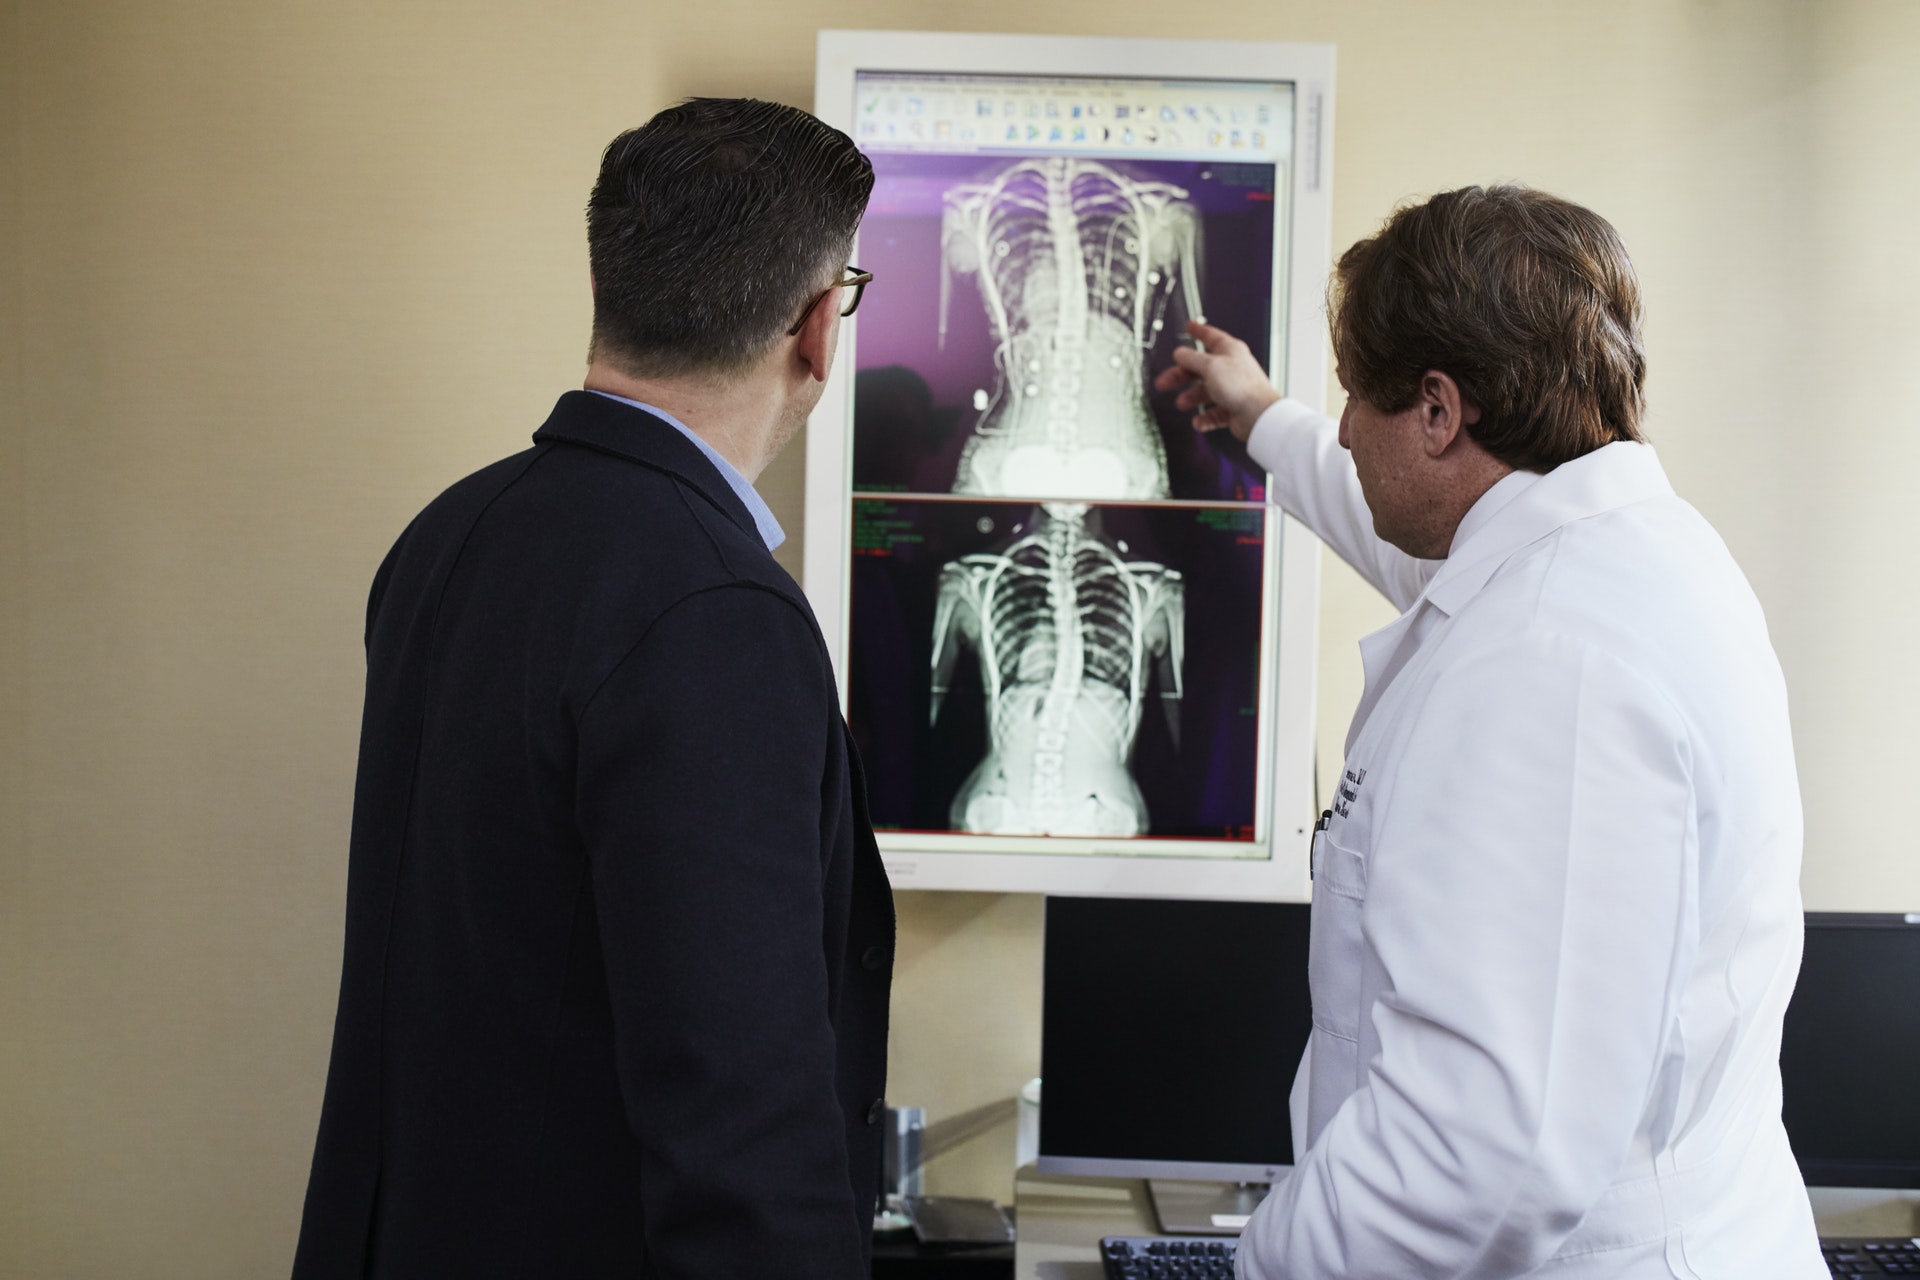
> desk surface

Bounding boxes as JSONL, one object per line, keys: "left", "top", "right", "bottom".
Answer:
{"left": 1012, "top": 1167, "right": 1159, "bottom": 1280}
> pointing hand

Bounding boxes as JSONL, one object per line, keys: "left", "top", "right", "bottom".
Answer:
{"left": 1153, "top": 321, "right": 1283, "bottom": 443}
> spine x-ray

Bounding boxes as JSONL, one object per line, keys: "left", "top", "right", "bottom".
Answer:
{"left": 940, "top": 158, "right": 1202, "bottom": 503}
{"left": 848, "top": 152, "right": 1278, "bottom": 845}
{"left": 929, "top": 158, "right": 1195, "bottom": 836}
{"left": 931, "top": 502, "right": 1184, "bottom": 836}
{"left": 848, "top": 499, "right": 1264, "bottom": 842}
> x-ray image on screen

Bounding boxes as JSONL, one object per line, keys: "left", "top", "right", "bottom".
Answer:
{"left": 853, "top": 153, "right": 1278, "bottom": 504}
{"left": 942, "top": 158, "right": 1197, "bottom": 501}
{"left": 849, "top": 497, "right": 1267, "bottom": 846}
{"left": 932, "top": 501, "right": 1184, "bottom": 836}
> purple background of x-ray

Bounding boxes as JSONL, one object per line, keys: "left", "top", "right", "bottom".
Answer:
{"left": 850, "top": 152, "right": 1279, "bottom": 503}
{"left": 847, "top": 497, "right": 1269, "bottom": 841}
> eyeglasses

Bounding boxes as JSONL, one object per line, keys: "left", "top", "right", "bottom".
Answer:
{"left": 787, "top": 266, "right": 874, "bottom": 336}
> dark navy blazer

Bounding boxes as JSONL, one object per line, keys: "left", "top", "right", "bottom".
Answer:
{"left": 293, "top": 391, "right": 893, "bottom": 1278}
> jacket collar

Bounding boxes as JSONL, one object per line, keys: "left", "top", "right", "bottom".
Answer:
{"left": 531, "top": 390, "right": 759, "bottom": 541}
{"left": 1423, "top": 440, "right": 1675, "bottom": 616}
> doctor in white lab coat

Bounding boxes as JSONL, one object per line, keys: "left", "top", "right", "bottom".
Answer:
{"left": 1158, "top": 185, "right": 1824, "bottom": 1279}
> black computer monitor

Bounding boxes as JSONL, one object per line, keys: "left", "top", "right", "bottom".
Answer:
{"left": 1782, "top": 912, "right": 1920, "bottom": 1189}
{"left": 1038, "top": 897, "right": 1313, "bottom": 1183}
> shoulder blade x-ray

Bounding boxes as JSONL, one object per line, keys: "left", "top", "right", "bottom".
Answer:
{"left": 930, "top": 503, "right": 1185, "bottom": 837}
{"left": 940, "top": 157, "right": 1203, "bottom": 502}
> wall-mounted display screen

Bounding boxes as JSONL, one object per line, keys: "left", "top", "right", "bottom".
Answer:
{"left": 810, "top": 33, "right": 1334, "bottom": 898}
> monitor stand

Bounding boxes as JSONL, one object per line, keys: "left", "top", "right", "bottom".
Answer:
{"left": 1148, "top": 1180, "right": 1271, "bottom": 1236}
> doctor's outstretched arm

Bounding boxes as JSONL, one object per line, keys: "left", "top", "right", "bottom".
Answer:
{"left": 1237, "top": 636, "right": 1696, "bottom": 1279}
{"left": 1156, "top": 322, "right": 1437, "bottom": 612}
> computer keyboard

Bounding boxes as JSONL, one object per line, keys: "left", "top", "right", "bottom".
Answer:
{"left": 1823, "top": 1237, "right": 1920, "bottom": 1276}
{"left": 1101, "top": 1235, "right": 1237, "bottom": 1279}
{"left": 1100, "top": 1233, "right": 1920, "bottom": 1278}
{"left": 1102, "top": 1234, "right": 1920, "bottom": 1277}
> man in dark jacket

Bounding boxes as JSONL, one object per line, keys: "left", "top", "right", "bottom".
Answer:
{"left": 292, "top": 99, "right": 893, "bottom": 1279}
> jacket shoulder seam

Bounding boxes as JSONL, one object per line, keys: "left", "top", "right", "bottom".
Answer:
{"left": 574, "top": 581, "right": 828, "bottom": 728}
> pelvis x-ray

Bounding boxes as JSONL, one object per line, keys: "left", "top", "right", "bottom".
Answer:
{"left": 931, "top": 502, "right": 1183, "bottom": 836}
{"left": 940, "top": 158, "right": 1200, "bottom": 502}
{"left": 847, "top": 499, "right": 1266, "bottom": 843}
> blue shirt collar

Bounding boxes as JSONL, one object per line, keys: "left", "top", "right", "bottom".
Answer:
{"left": 585, "top": 390, "right": 785, "bottom": 552}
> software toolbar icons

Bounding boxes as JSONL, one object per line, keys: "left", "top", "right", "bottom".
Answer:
{"left": 855, "top": 81, "right": 1283, "bottom": 158}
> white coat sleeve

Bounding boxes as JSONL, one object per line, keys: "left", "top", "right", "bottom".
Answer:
{"left": 1238, "top": 632, "right": 1698, "bottom": 1280}
{"left": 1246, "top": 399, "right": 1440, "bottom": 613}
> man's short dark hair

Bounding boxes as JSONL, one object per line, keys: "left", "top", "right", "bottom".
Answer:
{"left": 1330, "top": 185, "right": 1647, "bottom": 473}
{"left": 587, "top": 98, "right": 874, "bottom": 378}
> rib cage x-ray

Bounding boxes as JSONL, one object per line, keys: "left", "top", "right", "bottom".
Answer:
{"left": 940, "top": 158, "right": 1203, "bottom": 502}
{"left": 931, "top": 504, "right": 1184, "bottom": 837}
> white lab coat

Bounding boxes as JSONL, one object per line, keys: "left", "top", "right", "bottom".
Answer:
{"left": 1236, "top": 401, "right": 1824, "bottom": 1279}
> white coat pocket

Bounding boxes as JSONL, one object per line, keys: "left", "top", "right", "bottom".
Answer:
{"left": 1308, "top": 833, "right": 1369, "bottom": 1046}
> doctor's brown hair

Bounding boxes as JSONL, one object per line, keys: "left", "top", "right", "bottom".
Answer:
{"left": 1329, "top": 185, "right": 1647, "bottom": 472}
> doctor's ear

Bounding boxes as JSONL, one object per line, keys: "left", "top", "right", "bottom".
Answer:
{"left": 1418, "top": 369, "right": 1482, "bottom": 457}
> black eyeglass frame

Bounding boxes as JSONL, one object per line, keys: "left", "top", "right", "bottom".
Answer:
{"left": 787, "top": 267, "right": 874, "bottom": 336}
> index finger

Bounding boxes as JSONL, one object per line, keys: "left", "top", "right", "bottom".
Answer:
{"left": 1157, "top": 343, "right": 1213, "bottom": 387}
{"left": 1185, "top": 320, "right": 1240, "bottom": 354}
{"left": 1152, "top": 361, "right": 1199, "bottom": 393}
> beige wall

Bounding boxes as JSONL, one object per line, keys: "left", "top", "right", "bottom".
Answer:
{"left": 4, "top": 1, "right": 1918, "bottom": 1275}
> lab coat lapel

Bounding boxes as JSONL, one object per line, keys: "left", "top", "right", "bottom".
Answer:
{"left": 1345, "top": 606, "right": 1429, "bottom": 758}
{"left": 1340, "top": 443, "right": 1674, "bottom": 759}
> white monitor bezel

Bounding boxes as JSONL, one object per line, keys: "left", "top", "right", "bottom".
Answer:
{"left": 806, "top": 30, "right": 1334, "bottom": 901}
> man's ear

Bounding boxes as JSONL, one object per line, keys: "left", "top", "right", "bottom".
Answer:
{"left": 1418, "top": 369, "right": 1480, "bottom": 457}
{"left": 793, "top": 291, "right": 838, "bottom": 385}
